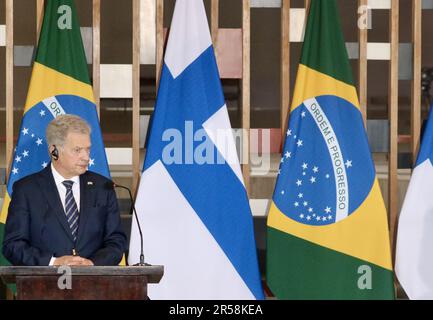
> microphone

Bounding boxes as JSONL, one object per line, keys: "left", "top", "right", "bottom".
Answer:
{"left": 105, "top": 181, "right": 146, "bottom": 266}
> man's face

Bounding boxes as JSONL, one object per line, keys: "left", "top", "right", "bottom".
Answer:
{"left": 54, "top": 132, "right": 91, "bottom": 178}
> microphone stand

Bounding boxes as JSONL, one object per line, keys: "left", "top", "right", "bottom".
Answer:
{"left": 110, "top": 183, "right": 146, "bottom": 266}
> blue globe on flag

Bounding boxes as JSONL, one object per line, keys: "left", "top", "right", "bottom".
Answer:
{"left": 274, "top": 95, "right": 375, "bottom": 226}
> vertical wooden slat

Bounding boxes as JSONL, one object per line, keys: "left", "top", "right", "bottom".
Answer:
{"left": 211, "top": 0, "right": 219, "bottom": 50}
{"left": 132, "top": 0, "right": 141, "bottom": 196}
{"left": 388, "top": 0, "right": 399, "bottom": 257}
{"left": 411, "top": 0, "right": 422, "bottom": 163}
{"left": 358, "top": 0, "right": 368, "bottom": 126}
{"left": 242, "top": 0, "right": 250, "bottom": 194}
{"left": 280, "top": 0, "right": 290, "bottom": 140}
{"left": 36, "top": 0, "right": 45, "bottom": 43}
{"left": 5, "top": 0, "right": 14, "bottom": 182}
{"left": 155, "top": 0, "right": 164, "bottom": 92}
{"left": 93, "top": 0, "right": 101, "bottom": 117}
{"left": 304, "top": 0, "right": 311, "bottom": 42}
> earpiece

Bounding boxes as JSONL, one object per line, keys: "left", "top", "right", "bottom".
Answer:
{"left": 51, "top": 145, "right": 59, "bottom": 160}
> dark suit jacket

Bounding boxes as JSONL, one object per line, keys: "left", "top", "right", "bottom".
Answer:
{"left": 2, "top": 165, "right": 127, "bottom": 266}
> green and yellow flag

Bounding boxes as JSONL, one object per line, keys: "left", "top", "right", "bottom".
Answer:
{"left": 266, "top": 0, "right": 394, "bottom": 299}
{"left": 0, "top": 0, "right": 110, "bottom": 266}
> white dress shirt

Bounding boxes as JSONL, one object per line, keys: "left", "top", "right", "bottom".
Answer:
{"left": 51, "top": 164, "right": 81, "bottom": 212}
{"left": 48, "top": 164, "right": 81, "bottom": 266}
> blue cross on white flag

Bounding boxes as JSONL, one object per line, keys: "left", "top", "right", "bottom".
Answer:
{"left": 128, "top": 0, "right": 263, "bottom": 300}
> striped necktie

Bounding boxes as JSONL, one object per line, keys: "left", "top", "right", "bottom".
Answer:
{"left": 62, "top": 180, "right": 79, "bottom": 242}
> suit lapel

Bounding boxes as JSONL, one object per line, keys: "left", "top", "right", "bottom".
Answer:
{"left": 76, "top": 172, "right": 95, "bottom": 246}
{"left": 37, "top": 166, "right": 75, "bottom": 243}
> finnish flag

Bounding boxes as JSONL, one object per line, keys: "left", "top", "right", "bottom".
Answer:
{"left": 128, "top": 0, "right": 264, "bottom": 300}
{"left": 396, "top": 102, "right": 433, "bottom": 300}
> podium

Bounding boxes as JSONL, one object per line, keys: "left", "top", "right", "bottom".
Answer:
{"left": 0, "top": 265, "right": 163, "bottom": 300}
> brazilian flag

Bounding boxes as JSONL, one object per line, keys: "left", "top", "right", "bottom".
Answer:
{"left": 266, "top": 0, "right": 394, "bottom": 299}
{"left": 0, "top": 0, "right": 110, "bottom": 267}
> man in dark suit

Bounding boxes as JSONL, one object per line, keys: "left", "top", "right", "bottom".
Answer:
{"left": 2, "top": 114, "right": 127, "bottom": 266}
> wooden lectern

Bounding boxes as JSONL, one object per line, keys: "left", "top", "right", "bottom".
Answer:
{"left": 0, "top": 265, "right": 163, "bottom": 300}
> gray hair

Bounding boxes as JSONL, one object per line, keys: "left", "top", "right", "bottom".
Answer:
{"left": 46, "top": 114, "right": 91, "bottom": 147}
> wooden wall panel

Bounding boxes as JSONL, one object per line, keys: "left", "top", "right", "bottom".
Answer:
{"left": 242, "top": 0, "right": 251, "bottom": 195}
{"left": 5, "top": 0, "right": 13, "bottom": 182}
{"left": 411, "top": 0, "right": 421, "bottom": 163}
{"left": 0, "top": 1, "right": 424, "bottom": 242}
{"left": 132, "top": 0, "right": 141, "bottom": 195}
{"left": 359, "top": 0, "right": 368, "bottom": 125}
{"left": 389, "top": 0, "right": 399, "bottom": 255}
{"left": 36, "top": 0, "right": 45, "bottom": 43}
{"left": 280, "top": 0, "right": 290, "bottom": 139}
{"left": 211, "top": 0, "right": 219, "bottom": 53}
{"left": 93, "top": 0, "right": 101, "bottom": 116}
{"left": 155, "top": 0, "right": 163, "bottom": 93}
